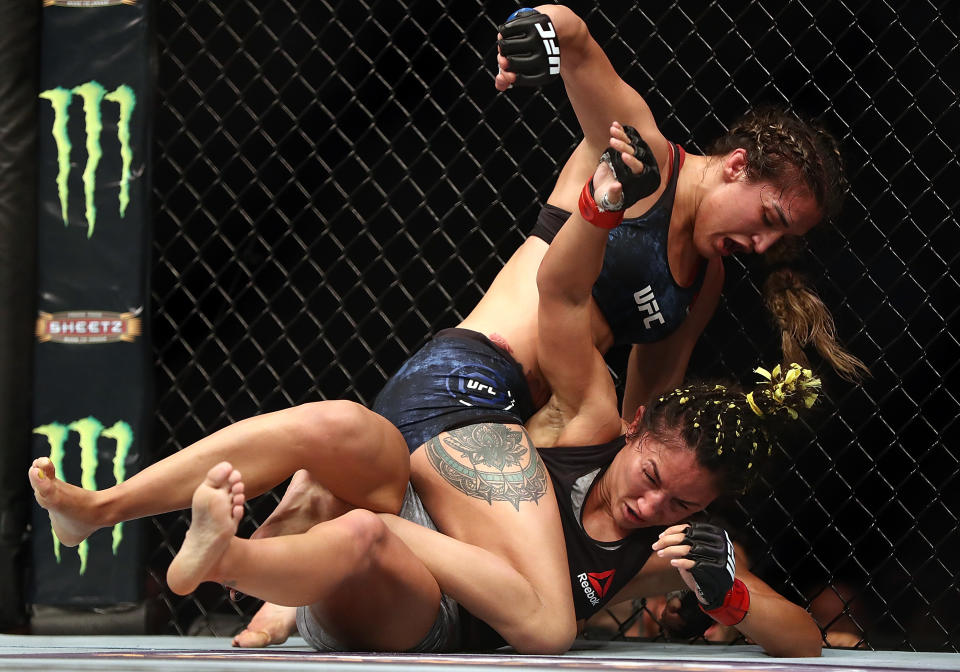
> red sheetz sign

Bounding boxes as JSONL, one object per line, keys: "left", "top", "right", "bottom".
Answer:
{"left": 36, "top": 311, "right": 142, "bottom": 344}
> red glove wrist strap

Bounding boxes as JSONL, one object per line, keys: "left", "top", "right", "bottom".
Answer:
{"left": 578, "top": 179, "right": 623, "bottom": 230}
{"left": 699, "top": 578, "right": 750, "bottom": 626}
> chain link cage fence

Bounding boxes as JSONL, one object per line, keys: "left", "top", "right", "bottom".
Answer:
{"left": 150, "top": 0, "right": 959, "bottom": 651}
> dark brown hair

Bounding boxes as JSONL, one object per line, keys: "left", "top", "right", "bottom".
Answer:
{"left": 707, "top": 105, "right": 847, "bottom": 221}
{"left": 628, "top": 364, "right": 821, "bottom": 495}
{"left": 709, "top": 107, "right": 868, "bottom": 381}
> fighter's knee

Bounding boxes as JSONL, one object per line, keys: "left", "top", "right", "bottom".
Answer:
{"left": 289, "top": 401, "right": 408, "bottom": 512}
{"left": 321, "top": 508, "right": 392, "bottom": 572}
{"left": 298, "top": 401, "right": 400, "bottom": 455}
{"left": 294, "top": 400, "right": 368, "bottom": 443}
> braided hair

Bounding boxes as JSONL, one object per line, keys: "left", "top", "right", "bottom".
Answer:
{"left": 708, "top": 106, "right": 868, "bottom": 382}
{"left": 628, "top": 363, "right": 822, "bottom": 495}
{"left": 708, "top": 105, "right": 847, "bottom": 221}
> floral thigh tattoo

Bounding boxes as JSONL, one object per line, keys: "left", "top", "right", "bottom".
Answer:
{"left": 425, "top": 423, "right": 547, "bottom": 510}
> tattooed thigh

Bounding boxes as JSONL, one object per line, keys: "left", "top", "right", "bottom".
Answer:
{"left": 424, "top": 423, "right": 547, "bottom": 510}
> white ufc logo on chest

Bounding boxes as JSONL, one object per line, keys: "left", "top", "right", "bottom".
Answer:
{"left": 633, "top": 285, "right": 665, "bottom": 329}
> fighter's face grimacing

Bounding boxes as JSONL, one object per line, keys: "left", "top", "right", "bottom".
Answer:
{"left": 606, "top": 433, "right": 719, "bottom": 536}
{"left": 693, "top": 149, "right": 820, "bottom": 259}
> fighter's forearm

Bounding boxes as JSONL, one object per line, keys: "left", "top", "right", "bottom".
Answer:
{"left": 729, "top": 579, "right": 822, "bottom": 657}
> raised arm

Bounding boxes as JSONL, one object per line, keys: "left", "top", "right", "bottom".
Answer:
{"left": 535, "top": 124, "right": 657, "bottom": 444}
{"left": 496, "top": 6, "right": 665, "bottom": 157}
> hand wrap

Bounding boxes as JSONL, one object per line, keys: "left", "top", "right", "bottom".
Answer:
{"left": 497, "top": 8, "right": 560, "bottom": 87}
{"left": 700, "top": 578, "right": 751, "bottom": 626}
{"left": 578, "top": 181, "right": 624, "bottom": 229}
{"left": 578, "top": 124, "right": 661, "bottom": 229}
{"left": 682, "top": 522, "right": 736, "bottom": 610}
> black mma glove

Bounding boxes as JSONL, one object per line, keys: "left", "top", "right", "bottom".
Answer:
{"left": 681, "top": 522, "right": 736, "bottom": 611}
{"left": 595, "top": 124, "right": 661, "bottom": 211}
{"left": 662, "top": 589, "right": 715, "bottom": 639}
{"left": 497, "top": 8, "right": 560, "bottom": 87}
{"left": 580, "top": 124, "right": 661, "bottom": 227}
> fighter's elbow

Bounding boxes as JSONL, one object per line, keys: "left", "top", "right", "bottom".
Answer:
{"left": 761, "top": 626, "right": 822, "bottom": 658}
{"left": 535, "top": 252, "right": 570, "bottom": 307}
{"left": 771, "top": 640, "right": 822, "bottom": 658}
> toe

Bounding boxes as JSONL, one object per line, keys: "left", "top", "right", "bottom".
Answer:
{"left": 229, "top": 476, "right": 244, "bottom": 495}
{"left": 233, "top": 629, "right": 271, "bottom": 648}
{"left": 206, "top": 461, "right": 234, "bottom": 487}
{"left": 29, "top": 461, "right": 53, "bottom": 492}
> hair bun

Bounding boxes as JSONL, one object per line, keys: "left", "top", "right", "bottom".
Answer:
{"left": 746, "top": 363, "right": 821, "bottom": 420}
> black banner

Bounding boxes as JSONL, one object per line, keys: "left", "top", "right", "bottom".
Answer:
{"left": 0, "top": 0, "right": 40, "bottom": 630}
{"left": 31, "top": 1, "right": 153, "bottom": 605}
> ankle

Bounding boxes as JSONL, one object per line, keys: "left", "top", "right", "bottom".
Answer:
{"left": 92, "top": 486, "right": 130, "bottom": 528}
{"left": 209, "top": 538, "right": 240, "bottom": 587}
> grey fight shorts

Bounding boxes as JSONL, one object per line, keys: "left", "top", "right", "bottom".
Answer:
{"left": 296, "top": 484, "right": 462, "bottom": 652}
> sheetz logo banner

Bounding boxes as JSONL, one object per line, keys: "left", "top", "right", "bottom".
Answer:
{"left": 33, "top": 417, "right": 133, "bottom": 574}
{"left": 44, "top": 0, "right": 138, "bottom": 6}
{"left": 36, "top": 310, "right": 142, "bottom": 344}
{"left": 39, "top": 81, "right": 136, "bottom": 238}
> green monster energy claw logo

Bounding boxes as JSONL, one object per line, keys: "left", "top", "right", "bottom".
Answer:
{"left": 39, "top": 81, "right": 136, "bottom": 238}
{"left": 33, "top": 417, "right": 134, "bottom": 574}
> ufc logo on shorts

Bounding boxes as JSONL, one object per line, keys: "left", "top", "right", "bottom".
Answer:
{"left": 536, "top": 23, "right": 560, "bottom": 74}
{"left": 634, "top": 285, "right": 665, "bottom": 329}
{"left": 465, "top": 379, "right": 496, "bottom": 396}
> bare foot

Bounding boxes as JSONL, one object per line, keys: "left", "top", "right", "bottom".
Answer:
{"left": 232, "top": 602, "right": 298, "bottom": 647}
{"left": 252, "top": 469, "right": 350, "bottom": 540}
{"left": 228, "top": 468, "right": 351, "bottom": 638}
{"left": 28, "top": 457, "right": 102, "bottom": 547}
{"left": 230, "top": 469, "right": 333, "bottom": 601}
{"left": 166, "top": 462, "right": 245, "bottom": 596}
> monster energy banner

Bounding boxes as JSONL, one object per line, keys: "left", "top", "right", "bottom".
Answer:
{"left": 32, "top": 2, "right": 153, "bottom": 605}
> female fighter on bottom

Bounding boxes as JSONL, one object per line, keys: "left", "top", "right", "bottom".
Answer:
{"left": 32, "top": 5, "right": 865, "bottom": 652}
{"left": 30, "top": 127, "right": 824, "bottom": 655}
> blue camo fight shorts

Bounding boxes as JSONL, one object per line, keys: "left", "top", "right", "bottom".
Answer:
{"left": 372, "top": 328, "right": 536, "bottom": 452}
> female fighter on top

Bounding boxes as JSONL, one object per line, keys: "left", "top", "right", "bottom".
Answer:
{"left": 244, "top": 11, "right": 868, "bottom": 643}
{"left": 489, "top": 5, "right": 866, "bottom": 421}
{"left": 30, "top": 126, "right": 825, "bottom": 656}
{"left": 216, "top": 6, "right": 868, "bottom": 645}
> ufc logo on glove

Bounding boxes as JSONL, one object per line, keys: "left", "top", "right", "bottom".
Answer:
{"left": 498, "top": 9, "right": 560, "bottom": 86}
{"left": 535, "top": 22, "right": 560, "bottom": 74}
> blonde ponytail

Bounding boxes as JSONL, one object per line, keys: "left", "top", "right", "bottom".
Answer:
{"left": 763, "top": 268, "right": 869, "bottom": 382}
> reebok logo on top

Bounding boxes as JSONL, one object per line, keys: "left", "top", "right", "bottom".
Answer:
{"left": 577, "top": 569, "right": 616, "bottom": 606}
